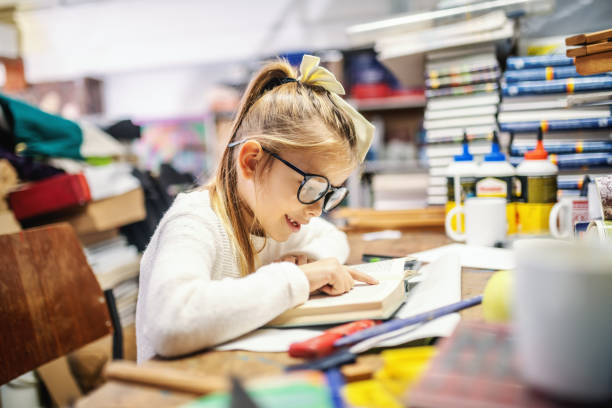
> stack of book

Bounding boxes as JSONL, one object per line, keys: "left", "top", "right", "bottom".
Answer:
{"left": 84, "top": 235, "right": 141, "bottom": 328}
{"left": 499, "top": 55, "right": 612, "bottom": 193}
{"left": 423, "top": 45, "right": 501, "bottom": 206}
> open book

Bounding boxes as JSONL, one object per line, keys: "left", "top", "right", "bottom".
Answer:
{"left": 267, "top": 258, "right": 412, "bottom": 327}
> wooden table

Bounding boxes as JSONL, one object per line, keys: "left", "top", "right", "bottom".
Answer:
{"left": 77, "top": 227, "right": 494, "bottom": 407}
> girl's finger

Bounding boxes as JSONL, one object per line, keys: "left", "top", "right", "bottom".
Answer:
{"left": 321, "top": 285, "right": 341, "bottom": 296}
{"left": 284, "top": 256, "right": 297, "bottom": 264}
{"left": 295, "top": 254, "right": 308, "bottom": 265}
{"left": 348, "top": 269, "right": 379, "bottom": 285}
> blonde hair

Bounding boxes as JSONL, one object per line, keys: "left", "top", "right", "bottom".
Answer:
{"left": 207, "top": 59, "right": 358, "bottom": 275}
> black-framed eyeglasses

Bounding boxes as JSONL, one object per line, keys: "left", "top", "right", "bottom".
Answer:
{"left": 227, "top": 140, "right": 348, "bottom": 212}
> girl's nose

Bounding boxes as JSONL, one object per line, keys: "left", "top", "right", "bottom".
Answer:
{"left": 306, "top": 199, "right": 324, "bottom": 217}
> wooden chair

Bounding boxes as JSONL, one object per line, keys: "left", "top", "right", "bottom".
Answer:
{"left": 0, "top": 223, "right": 114, "bottom": 387}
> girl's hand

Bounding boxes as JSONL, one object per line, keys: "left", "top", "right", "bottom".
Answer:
{"left": 276, "top": 254, "right": 310, "bottom": 265}
{"left": 299, "top": 258, "right": 378, "bottom": 296}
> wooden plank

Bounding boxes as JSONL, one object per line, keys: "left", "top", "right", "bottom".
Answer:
{"left": 335, "top": 207, "right": 446, "bottom": 229}
{"left": 567, "top": 46, "right": 586, "bottom": 58}
{"left": 104, "top": 361, "right": 228, "bottom": 395}
{"left": 0, "top": 224, "right": 112, "bottom": 384}
{"left": 567, "top": 41, "right": 612, "bottom": 58}
{"left": 575, "top": 50, "right": 612, "bottom": 76}
{"left": 566, "top": 28, "right": 612, "bottom": 46}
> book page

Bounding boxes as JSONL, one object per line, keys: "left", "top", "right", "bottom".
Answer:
{"left": 349, "top": 257, "right": 407, "bottom": 280}
{"left": 301, "top": 280, "right": 399, "bottom": 311}
{"left": 298, "top": 257, "right": 407, "bottom": 310}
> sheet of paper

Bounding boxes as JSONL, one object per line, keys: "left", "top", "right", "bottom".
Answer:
{"left": 374, "top": 253, "right": 462, "bottom": 347}
{"left": 300, "top": 257, "right": 407, "bottom": 310}
{"left": 409, "top": 243, "right": 515, "bottom": 270}
{"left": 215, "top": 328, "right": 322, "bottom": 352}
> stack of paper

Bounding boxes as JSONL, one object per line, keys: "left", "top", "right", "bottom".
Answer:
{"left": 422, "top": 44, "right": 504, "bottom": 206}
{"left": 84, "top": 235, "right": 141, "bottom": 327}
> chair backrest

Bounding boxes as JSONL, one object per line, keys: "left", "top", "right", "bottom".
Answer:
{"left": 0, "top": 223, "right": 112, "bottom": 385}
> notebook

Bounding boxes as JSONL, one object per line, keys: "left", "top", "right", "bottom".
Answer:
{"left": 266, "top": 258, "right": 410, "bottom": 327}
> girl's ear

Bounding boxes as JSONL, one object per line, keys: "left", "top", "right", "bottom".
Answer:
{"left": 237, "top": 140, "right": 264, "bottom": 179}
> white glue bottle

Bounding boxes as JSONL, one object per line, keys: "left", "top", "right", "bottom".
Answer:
{"left": 476, "top": 131, "right": 517, "bottom": 235}
{"left": 515, "top": 127, "right": 558, "bottom": 235}
{"left": 445, "top": 131, "right": 478, "bottom": 233}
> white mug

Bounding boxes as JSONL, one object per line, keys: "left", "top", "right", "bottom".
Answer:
{"left": 549, "top": 196, "right": 589, "bottom": 239}
{"left": 514, "top": 239, "right": 612, "bottom": 402}
{"left": 444, "top": 197, "right": 507, "bottom": 246}
{"left": 588, "top": 181, "right": 603, "bottom": 220}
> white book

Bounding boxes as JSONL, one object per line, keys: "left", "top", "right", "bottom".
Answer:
{"left": 428, "top": 185, "right": 448, "bottom": 196}
{"left": 426, "top": 52, "right": 498, "bottom": 72}
{"left": 428, "top": 154, "right": 485, "bottom": 168}
{"left": 429, "top": 176, "right": 447, "bottom": 186}
{"left": 427, "top": 93, "right": 500, "bottom": 111}
{"left": 426, "top": 125, "right": 497, "bottom": 140}
{"left": 424, "top": 115, "right": 497, "bottom": 130}
{"left": 430, "top": 166, "right": 449, "bottom": 176}
{"left": 378, "top": 11, "right": 508, "bottom": 59}
{"left": 425, "top": 141, "right": 491, "bottom": 158}
{"left": 425, "top": 105, "right": 498, "bottom": 120}
{"left": 268, "top": 258, "right": 409, "bottom": 327}
{"left": 427, "top": 195, "right": 447, "bottom": 205}
{"left": 500, "top": 93, "right": 574, "bottom": 111}
{"left": 498, "top": 107, "right": 612, "bottom": 123}
{"left": 426, "top": 44, "right": 496, "bottom": 61}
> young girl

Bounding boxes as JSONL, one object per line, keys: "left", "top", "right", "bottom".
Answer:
{"left": 136, "top": 55, "right": 378, "bottom": 362}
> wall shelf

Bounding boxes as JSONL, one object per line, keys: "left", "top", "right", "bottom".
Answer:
{"left": 348, "top": 94, "right": 426, "bottom": 112}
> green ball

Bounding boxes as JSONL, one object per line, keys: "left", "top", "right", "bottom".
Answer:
{"left": 482, "top": 270, "right": 513, "bottom": 323}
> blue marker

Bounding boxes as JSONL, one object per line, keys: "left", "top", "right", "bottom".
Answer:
{"left": 335, "top": 295, "right": 483, "bottom": 348}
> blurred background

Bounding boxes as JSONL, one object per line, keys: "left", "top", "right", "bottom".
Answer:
{"left": 2, "top": 0, "right": 612, "bottom": 406}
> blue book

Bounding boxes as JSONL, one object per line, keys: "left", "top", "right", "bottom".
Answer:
{"left": 504, "top": 66, "right": 610, "bottom": 82}
{"left": 500, "top": 117, "right": 612, "bottom": 133}
{"left": 510, "top": 152, "right": 612, "bottom": 169}
{"left": 506, "top": 55, "right": 574, "bottom": 70}
{"left": 510, "top": 140, "right": 612, "bottom": 156}
{"left": 558, "top": 179, "right": 584, "bottom": 190}
{"left": 502, "top": 76, "right": 612, "bottom": 96}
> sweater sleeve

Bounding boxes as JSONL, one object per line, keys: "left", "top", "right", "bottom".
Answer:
{"left": 260, "top": 217, "right": 350, "bottom": 265}
{"left": 142, "top": 212, "right": 310, "bottom": 358}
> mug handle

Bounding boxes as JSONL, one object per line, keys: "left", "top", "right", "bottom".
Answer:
{"left": 549, "top": 201, "right": 569, "bottom": 239}
{"left": 445, "top": 205, "right": 466, "bottom": 242}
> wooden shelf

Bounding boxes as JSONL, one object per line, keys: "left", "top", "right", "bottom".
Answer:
{"left": 348, "top": 94, "right": 426, "bottom": 112}
{"left": 363, "top": 160, "right": 427, "bottom": 174}
{"left": 333, "top": 206, "right": 445, "bottom": 229}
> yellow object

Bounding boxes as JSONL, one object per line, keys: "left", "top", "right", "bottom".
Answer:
{"left": 506, "top": 202, "right": 517, "bottom": 235}
{"left": 375, "top": 346, "right": 436, "bottom": 397}
{"left": 344, "top": 346, "right": 437, "bottom": 407}
{"left": 298, "top": 55, "right": 374, "bottom": 162}
{"left": 344, "top": 380, "right": 403, "bottom": 408}
{"left": 445, "top": 201, "right": 465, "bottom": 232}
{"left": 517, "top": 202, "right": 555, "bottom": 234}
{"left": 483, "top": 270, "right": 513, "bottom": 323}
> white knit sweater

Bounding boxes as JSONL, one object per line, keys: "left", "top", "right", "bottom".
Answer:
{"left": 136, "top": 190, "right": 350, "bottom": 363}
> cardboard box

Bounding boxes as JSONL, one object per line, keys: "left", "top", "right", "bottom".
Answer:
{"left": 66, "top": 188, "right": 145, "bottom": 236}
{"left": 0, "top": 210, "right": 21, "bottom": 235}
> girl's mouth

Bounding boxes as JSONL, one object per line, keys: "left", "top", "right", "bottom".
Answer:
{"left": 285, "top": 214, "right": 301, "bottom": 232}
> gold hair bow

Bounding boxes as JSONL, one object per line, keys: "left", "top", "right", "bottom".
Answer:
{"left": 298, "top": 55, "right": 374, "bottom": 163}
